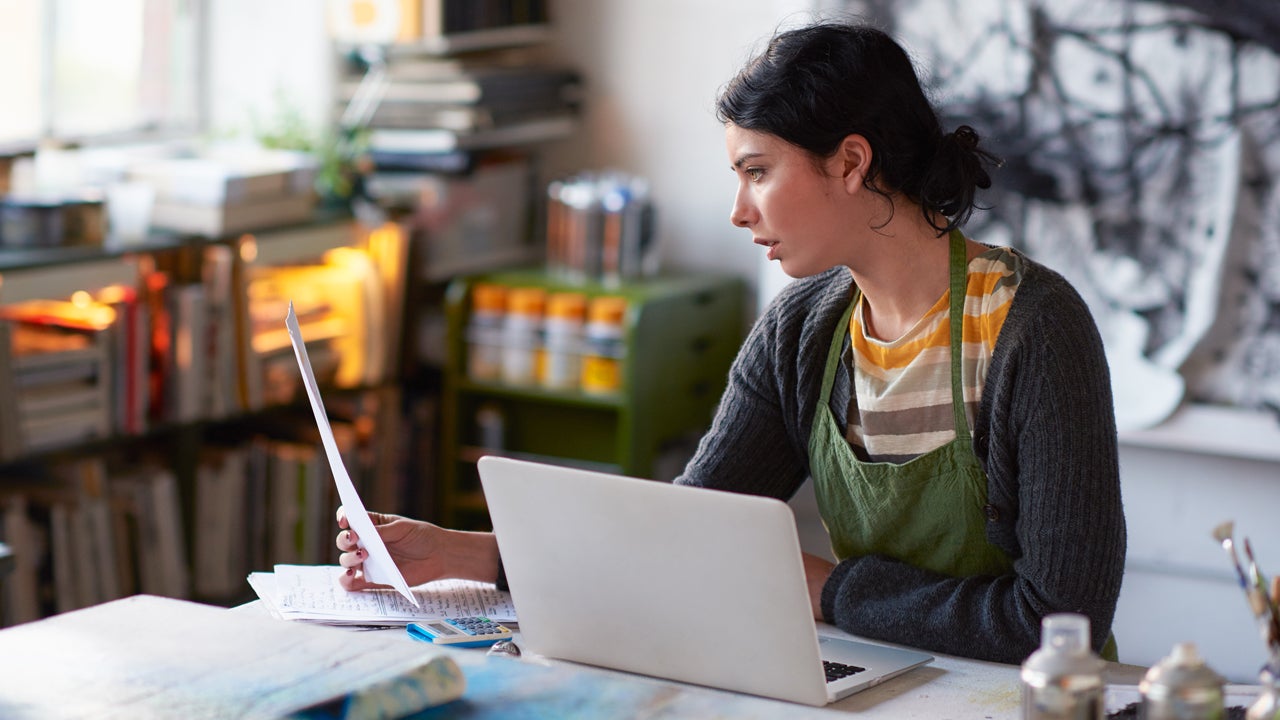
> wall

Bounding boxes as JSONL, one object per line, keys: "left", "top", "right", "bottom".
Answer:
{"left": 541, "top": 0, "right": 821, "bottom": 307}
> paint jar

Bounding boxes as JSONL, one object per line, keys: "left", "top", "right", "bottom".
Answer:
{"left": 475, "top": 402, "right": 506, "bottom": 450}
{"left": 1021, "top": 613, "right": 1105, "bottom": 719}
{"left": 541, "top": 291, "right": 586, "bottom": 391}
{"left": 1248, "top": 664, "right": 1280, "bottom": 720}
{"left": 1138, "top": 642, "right": 1225, "bottom": 719}
{"left": 501, "top": 287, "right": 545, "bottom": 386}
{"left": 580, "top": 296, "right": 626, "bottom": 395}
{"left": 466, "top": 283, "right": 507, "bottom": 382}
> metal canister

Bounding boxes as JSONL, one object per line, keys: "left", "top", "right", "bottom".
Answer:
{"left": 1021, "top": 613, "right": 1106, "bottom": 719}
{"left": 1139, "top": 642, "right": 1225, "bottom": 719}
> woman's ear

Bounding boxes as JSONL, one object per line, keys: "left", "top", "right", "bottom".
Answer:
{"left": 836, "top": 134, "right": 873, "bottom": 193}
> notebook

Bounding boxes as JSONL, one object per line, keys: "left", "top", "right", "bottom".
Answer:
{"left": 477, "top": 455, "right": 934, "bottom": 706}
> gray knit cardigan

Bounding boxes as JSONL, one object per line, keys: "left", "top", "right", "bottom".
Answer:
{"left": 676, "top": 259, "right": 1127, "bottom": 665}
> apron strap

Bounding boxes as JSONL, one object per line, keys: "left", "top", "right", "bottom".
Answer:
{"left": 947, "top": 228, "right": 970, "bottom": 442}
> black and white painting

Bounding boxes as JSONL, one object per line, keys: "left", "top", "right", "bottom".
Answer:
{"left": 841, "top": 0, "right": 1280, "bottom": 429}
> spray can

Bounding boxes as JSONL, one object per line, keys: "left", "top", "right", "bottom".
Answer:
{"left": 501, "top": 287, "right": 546, "bottom": 386}
{"left": 1021, "top": 613, "right": 1106, "bottom": 720}
{"left": 580, "top": 295, "right": 627, "bottom": 395}
{"left": 541, "top": 291, "right": 586, "bottom": 391}
{"left": 1138, "top": 642, "right": 1225, "bottom": 719}
{"left": 465, "top": 283, "right": 507, "bottom": 382}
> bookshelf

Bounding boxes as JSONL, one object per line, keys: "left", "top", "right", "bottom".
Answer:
{"left": 439, "top": 270, "right": 747, "bottom": 529}
{"left": 0, "top": 214, "right": 416, "bottom": 624}
{"left": 0, "top": 0, "right": 579, "bottom": 625}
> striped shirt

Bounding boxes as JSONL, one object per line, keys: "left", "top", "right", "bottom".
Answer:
{"left": 844, "top": 246, "right": 1025, "bottom": 463}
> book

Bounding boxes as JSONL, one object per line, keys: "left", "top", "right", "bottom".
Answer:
{"left": 337, "top": 66, "right": 580, "bottom": 107}
{"left": 194, "top": 447, "right": 250, "bottom": 599}
{"left": 127, "top": 149, "right": 319, "bottom": 206}
{"left": 329, "top": 0, "right": 549, "bottom": 43}
{"left": 365, "top": 148, "right": 474, "bottom": 174}
{"left": 164, "top": 282, "right": 208, "bottom": 423}
{"left": 365, "top": 113, "right": 576, "bottom": 154}
{"left": 0, "top": 494, "right": 40, "bottom": 624}
{"left": 149, "top": 190, "right": 317, "bottom": 238}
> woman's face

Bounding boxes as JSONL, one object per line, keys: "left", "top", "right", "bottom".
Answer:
{"left": 725, "top": 123, "right": 855, "bottom": 278}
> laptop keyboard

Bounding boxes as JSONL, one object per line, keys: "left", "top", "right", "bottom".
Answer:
{"left": 823, "top": 660, "right": 866, "bottom": 683}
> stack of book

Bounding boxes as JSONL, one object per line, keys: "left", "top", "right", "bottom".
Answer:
{"left": 342, "top": 51, "right": 581, "bottom": 188}
{"left": 127, "top": 147, "right": 319, "bottom": 238}
{"left": 0, "top": 300, "right": 115, "bottom": 459}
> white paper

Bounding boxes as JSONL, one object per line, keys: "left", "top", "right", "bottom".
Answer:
{"left": 285, "top": 302, "right": 418, "bottom": 606}
{"left": 249, "top": 565, "right": 517, "bottom": 625}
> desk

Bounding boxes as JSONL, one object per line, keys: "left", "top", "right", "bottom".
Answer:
{"left": 248, "top": 599, "right": 1153, "bottom": 718}
{"left": 0, "top": 595, "right": 1219, "bottom": 719}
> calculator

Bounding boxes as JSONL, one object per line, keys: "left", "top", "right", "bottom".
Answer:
{"left": 406, "top": 617, "right": 513, "bottom": 648}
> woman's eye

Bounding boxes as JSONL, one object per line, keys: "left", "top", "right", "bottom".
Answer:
{"left": 746, "top": 167, "right": 765, "bottom": 182}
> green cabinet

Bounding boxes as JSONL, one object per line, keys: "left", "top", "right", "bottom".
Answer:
{"left": 439, "top": 269, "right": 746, "bottom": 529}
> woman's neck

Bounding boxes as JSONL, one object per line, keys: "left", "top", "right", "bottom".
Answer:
{"left": 846, "top": 210, "right": 967, "bottom": 343}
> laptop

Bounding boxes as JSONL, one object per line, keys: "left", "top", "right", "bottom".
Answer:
{"left": 477, "top": 455, "right": 934, "bottom": 706}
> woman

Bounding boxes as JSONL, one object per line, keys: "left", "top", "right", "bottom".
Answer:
{"left": 337, "top": 21, "right": 1126, "bottom": 665}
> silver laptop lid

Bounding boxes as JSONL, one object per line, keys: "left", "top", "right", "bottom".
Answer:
{"left": 478, "top": 455, "right": 831, "bottom": 706}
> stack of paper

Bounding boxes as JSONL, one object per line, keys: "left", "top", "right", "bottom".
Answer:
{"left": 249, "top": 564, "right": 517, "bottom": 626}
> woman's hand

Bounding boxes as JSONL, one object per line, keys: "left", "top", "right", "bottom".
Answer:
{"left": 802, "top": 552, "right": 836, "bottom": 621}
{"left": 335, "top": 507, "right": 500, "bottom": 591}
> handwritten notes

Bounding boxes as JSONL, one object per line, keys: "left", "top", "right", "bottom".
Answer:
{"left": 251, "top": 565, "right": 517, "bottom": 625}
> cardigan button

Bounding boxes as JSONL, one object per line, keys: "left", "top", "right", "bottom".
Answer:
{"left": 983, "top": 504, "right": 1000, "bottom": 522}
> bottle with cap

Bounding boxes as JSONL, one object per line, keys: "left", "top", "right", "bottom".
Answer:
{"left": 501, "top": 287, "right": 546, "bottom": 386}
{"left": 580, "top": 295, "right": 627, "bottom": 395}
{"left": 1139, "top": 642, "right": 1225, "bottom": 719}
{"left": 1021, "top": 613, "right": 1106, "bottom": 720}
{"left": 541, "top": 291, "right": 587, "bottom": 391}
{"left": 465, "top": 283, "right": 507, "bottom": 382}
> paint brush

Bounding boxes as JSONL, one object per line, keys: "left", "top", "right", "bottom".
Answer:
{"left": 1244, "top": 538, "right": 1280, "bottom": 649}
{"left": 1212, "top": 521, "right": 1276, "bottom": 648}
{"left": 1212, "top": 521, "right": 1250, "bottom": 590}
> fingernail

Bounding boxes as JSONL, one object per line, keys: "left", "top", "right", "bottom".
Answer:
{"left": 357, "top": 549, "right": 365, "bottom": 558}
{"left": 345, "top": 531, "right": 352, "bottom": 543}
{"left": 346, "top": 567, "right": 354, "bottom": 576}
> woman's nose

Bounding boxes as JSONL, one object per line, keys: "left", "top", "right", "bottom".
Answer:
{"left": 730, "top": 193, "right": 755, "bottom": 228}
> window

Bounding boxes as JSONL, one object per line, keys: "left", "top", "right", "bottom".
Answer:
{"left": 0, "top": 0, "right": 202, "bottom": 152}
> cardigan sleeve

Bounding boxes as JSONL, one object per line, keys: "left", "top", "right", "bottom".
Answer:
{"left": 819, "top": 267, "right": 1126, "bottom": 664}
{"left": 675, "top": 282, "right": 814, "bottom": 501}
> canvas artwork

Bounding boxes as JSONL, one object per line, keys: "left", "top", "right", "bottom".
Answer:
{"left": 841, "top": 0, "right": 1280, "bottom": 428}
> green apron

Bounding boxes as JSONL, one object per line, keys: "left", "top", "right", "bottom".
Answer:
{"left": 809, "top": 229, "right": 1013, "bottom": 578}
{"left": 808, "top": 230, "right": 1118, "bottom": 660}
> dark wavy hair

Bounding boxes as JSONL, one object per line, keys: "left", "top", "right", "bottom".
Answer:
{"left": 716, "top": 22, "right": 999, "bottom": 234}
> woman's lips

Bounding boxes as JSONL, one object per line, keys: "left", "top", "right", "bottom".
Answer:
{"left": 755, "top": 238, "right": 779, "bottom": 260}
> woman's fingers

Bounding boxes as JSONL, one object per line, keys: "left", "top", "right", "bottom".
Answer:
{"left": 337, "top": 547, "right": 366, "bottom": 569}
{"left": 338, "top": 567, "right": 391, "bottom": 592}
{"left": 336, "top": 528, "right": 359, "bottom": 552}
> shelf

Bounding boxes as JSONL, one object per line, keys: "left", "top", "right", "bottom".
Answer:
{"left": 381, "top": 25, "right": 553, "bottom": 57}
{"left": 420, "top": 245, "right": 542, "bottom": 284}
{"left": 438, "top": 270, "right": 746, "bottom": 529}
{"left": 1117, "top": 402, "right": 1280, "bottom": 464}
{"left": 456, "top": 379, "right": 624, "bottom": 409}
{"left": 457, "top": 445, "right": 622, "bottom": 475}
{"left": 0, "top": 255, "right": 140, "bottom": 304}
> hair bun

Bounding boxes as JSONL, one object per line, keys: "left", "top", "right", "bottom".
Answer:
{"left": 947, "top": 125, "right": 980, "bottom": 152}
